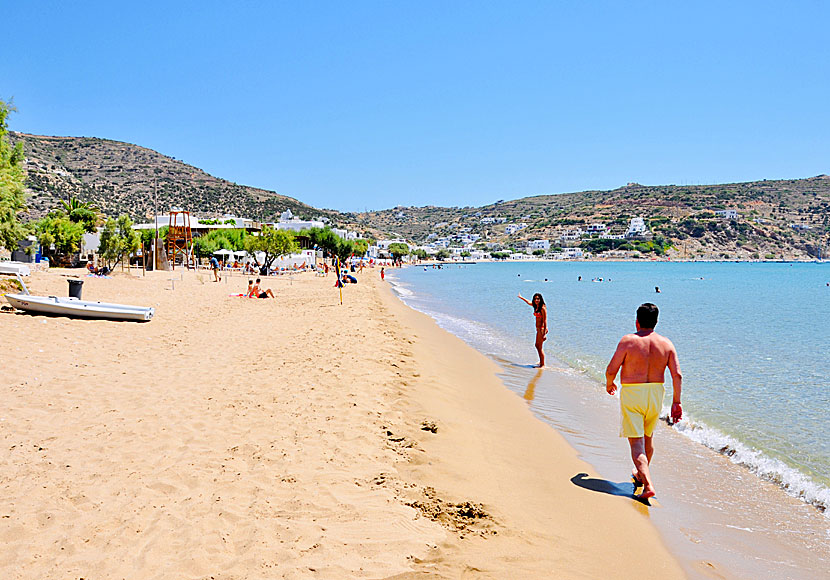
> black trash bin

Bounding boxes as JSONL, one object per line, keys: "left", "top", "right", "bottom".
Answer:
{"left": 68, "top": 279, "right": 84, "bottom": 299}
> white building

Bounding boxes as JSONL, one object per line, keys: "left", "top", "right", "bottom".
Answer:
{"left": 274, "top": 218, "right": 326, "bottom": 232}
{"left": 586, "top": 223, "right": 607, "bottom": 235}
{"left": 715, "top": 209, "right": 739, "bottom": 219}
{"left": 560, "top": 229, "right": 584, "bottom": 242}
{"left": 505, "top": 223, "right": 528, "bottom": 235}
{"left": 528, "top": 239, "right": 550, "bottom": 251}
{"left": 625, "top": 217, "right": 648, "bottom": 239}
{"left": 563, "top": 248, "right": 584, "bottom": 259}
{"left": 790, "top": 223, "right": 812, "bottom": 231}
{"left": 510, "top": 253, "right": 532, "bottom": 260}
{"left": 377, "top": 238, "right": 409, "bottom": 250}
{"left": 455, "top": 233, "right": 480, "bottom": 245}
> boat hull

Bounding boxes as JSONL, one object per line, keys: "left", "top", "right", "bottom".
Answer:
{"left": 4, "top": 294, "right": 154, "bottom": 321}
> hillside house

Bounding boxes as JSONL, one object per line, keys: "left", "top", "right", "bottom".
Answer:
{"left": 505, "top": 223, "right": 528, "bottom": 235}
{"left": 560, "top": 229, "right": 584, "bottom": 243}
{"left": 625, "top": 217, "right": 651, "bottom": 240}
{"left": 715, "top": 209, "right": 739, "bottom": 219}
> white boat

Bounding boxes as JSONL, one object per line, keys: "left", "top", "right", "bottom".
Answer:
{"left": 4, "top": 293, "right": 154, "bottom": 321}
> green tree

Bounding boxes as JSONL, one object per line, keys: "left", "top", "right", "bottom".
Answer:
{"left": 300, "top": 227, "right": 340, "bottom": 256}
{"left": 411, "top": 248, "right": 428, "bottom": 260}
{"left": 97, "top": 214, "right": 140, "bottom": 269}
{"left": 352, "top": 239, "right": 369, "bottom": 257}
{"left": 193, "top": 228, "right": 248, "bottom": 257}
{"left": 436, "top": 248, "right": 451, "bottom": 260}
{"left": 33, "top": 211, "right": 85, "bottom": 264}
{"left": 334, "top": 238, "right": 356, "bottom": 261}
{"left": 68, "top": 206, "right": 100, "bottom": 233}
{"left": 388, "top": 242, "right": 409, "bottom": 260}
{"left": 245, "top": 227, "right": 297, "bottom": 269}
{"left": 0, "top": 100, "right": 27, "bottom": 252}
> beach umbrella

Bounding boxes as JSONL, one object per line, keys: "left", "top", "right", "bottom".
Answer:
{"left": 214, "top": 249, "right": 234, "bottom": 256}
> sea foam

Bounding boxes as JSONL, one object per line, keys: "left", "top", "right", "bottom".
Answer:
{"left": 667, "top": 410, "right": 830, "bottom": 513}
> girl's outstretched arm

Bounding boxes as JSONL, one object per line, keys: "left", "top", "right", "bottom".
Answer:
{"left": 517, "top": 294, "right": 532, "bottom": 306}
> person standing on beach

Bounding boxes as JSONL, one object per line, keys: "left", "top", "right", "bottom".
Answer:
{"left": 210, "top": 255, "right": 221, "bottom": 282}
{"left": 380, "top": 267, "right": 385, "bottom": 281}
{"left": 518, "top": 293, "right": 547, "bottom": 368}
{"left": 605, "top": 303, "right": 682, "bottom": 500}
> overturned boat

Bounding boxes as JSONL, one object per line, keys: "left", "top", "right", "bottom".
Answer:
{"left": 4, "top": 293, "right": 154, "bottom": 322}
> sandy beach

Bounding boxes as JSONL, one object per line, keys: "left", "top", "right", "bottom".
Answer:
{"left": 0, "top": 267, "right": 689, "bottom": 579}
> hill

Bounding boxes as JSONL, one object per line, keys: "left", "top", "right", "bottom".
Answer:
{"left": 10, "top": 132, "right": 337, "bottom": 224}
{"left": 348, "top": 178, "right": 830, "bottom": 260}
{"left": 10, "top": 131, "right": 829, "bottom": 260}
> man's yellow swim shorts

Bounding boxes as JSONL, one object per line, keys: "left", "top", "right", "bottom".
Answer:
{"left": 619, "top": 383, "right": 665, "bottom": 438}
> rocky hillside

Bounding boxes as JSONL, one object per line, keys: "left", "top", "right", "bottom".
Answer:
{"left": 347, "top": 177, "right": 830, "bottom": 260}
{"left": 10, "top": 131, "right": 829, "bottom": 259}
{"left": 11, "top": 132, "right": 337, "bottom": 224}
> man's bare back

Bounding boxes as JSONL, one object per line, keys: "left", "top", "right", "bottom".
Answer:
{"left": 615, "top": 331, "right": 677, "bottom": 385}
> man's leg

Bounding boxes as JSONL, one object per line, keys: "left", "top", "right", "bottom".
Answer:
{"left": 628, "top": 437, "right": 655, "bottom": 499}
{"left": 644, "top": 434, "right": 654, "bottom": 464}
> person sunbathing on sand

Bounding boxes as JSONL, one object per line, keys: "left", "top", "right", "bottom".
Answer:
{"left": 605, "top": 303, "right": 683, "bottom": 501}
{"left": 248, "top": 278, "right": 275, "bottom": 299}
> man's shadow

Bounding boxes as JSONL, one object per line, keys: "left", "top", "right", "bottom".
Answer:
{"left": 570, "top": 473, "right": 652, "bottom": 505}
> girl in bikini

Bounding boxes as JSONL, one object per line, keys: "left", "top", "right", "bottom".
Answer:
{"left": 518, "top": 293, "right": 547, "bottom": 368}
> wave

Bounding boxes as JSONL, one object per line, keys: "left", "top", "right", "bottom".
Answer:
{"left": 666, "top": 411, "right": 830, "bottom": 513}
{"left": 386, "top": 277, "right": 414, "bottom": 297}
{"left": 390, "top": 268, "right": 830, "bottom": 516}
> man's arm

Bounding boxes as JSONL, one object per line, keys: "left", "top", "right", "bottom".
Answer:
{"left": 666, "top": 340, "right": 683, "bottom": 421}
{"left": 605, "top": 338, "right": 627, "bottom": 395}
{"left": 666, "top": 342, "right": 682, "bottom": 403}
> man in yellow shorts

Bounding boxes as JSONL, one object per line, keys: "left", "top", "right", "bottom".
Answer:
{"left": 605, "top": 303, "right": 683, "bottom": 500}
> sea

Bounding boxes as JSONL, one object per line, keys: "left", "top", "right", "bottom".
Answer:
{"left": 388, "top": 261, "right": 830, "bottom": 579}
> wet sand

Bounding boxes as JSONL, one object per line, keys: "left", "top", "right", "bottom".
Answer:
{"left": 1, "top": 267, "right": 684, "bottom": 578}
{"left": 492, "top": 358, "right": 830, "bottom": 579}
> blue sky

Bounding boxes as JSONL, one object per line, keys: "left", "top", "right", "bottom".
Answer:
{"left": 3, "top": 1, "right": 829, "bottom": 211}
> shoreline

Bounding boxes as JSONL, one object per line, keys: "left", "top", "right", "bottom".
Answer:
{"left": 0, "top": 267, "right": 688, "bottom": 578}
{"left": 386, "top": 263, "right": 830, "bottom": 579}
{"left": 373, "top": 274, "right": 688, "bottom": 577}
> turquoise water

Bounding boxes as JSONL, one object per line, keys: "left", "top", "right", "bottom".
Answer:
{"left": 390, "top": 261, "right": 830, "bottom": 510}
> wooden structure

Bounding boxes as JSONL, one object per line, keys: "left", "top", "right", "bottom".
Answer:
{"left": 167, "top": 211, "right": 194, "bottom": 270}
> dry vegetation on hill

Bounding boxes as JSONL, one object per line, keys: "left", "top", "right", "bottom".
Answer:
{"left": 348, "top": 178, "right": 830, "bottom": 259}
{"left": 10, "top": 131, "right": 829, "bottom": 259}
{"left": 11, "top": 133, "right": 337, "bottom": 224}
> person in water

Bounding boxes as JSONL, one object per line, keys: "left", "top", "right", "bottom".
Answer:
{"left": 605, "top": 303, "right": 683, "bottom": 501}
{"left": 518, "top": 293, "right": 548, "bottom": 368}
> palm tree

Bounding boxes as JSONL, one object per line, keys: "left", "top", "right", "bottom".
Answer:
{"left": 60, "top": 197, "right": 98, "bottom": 213}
